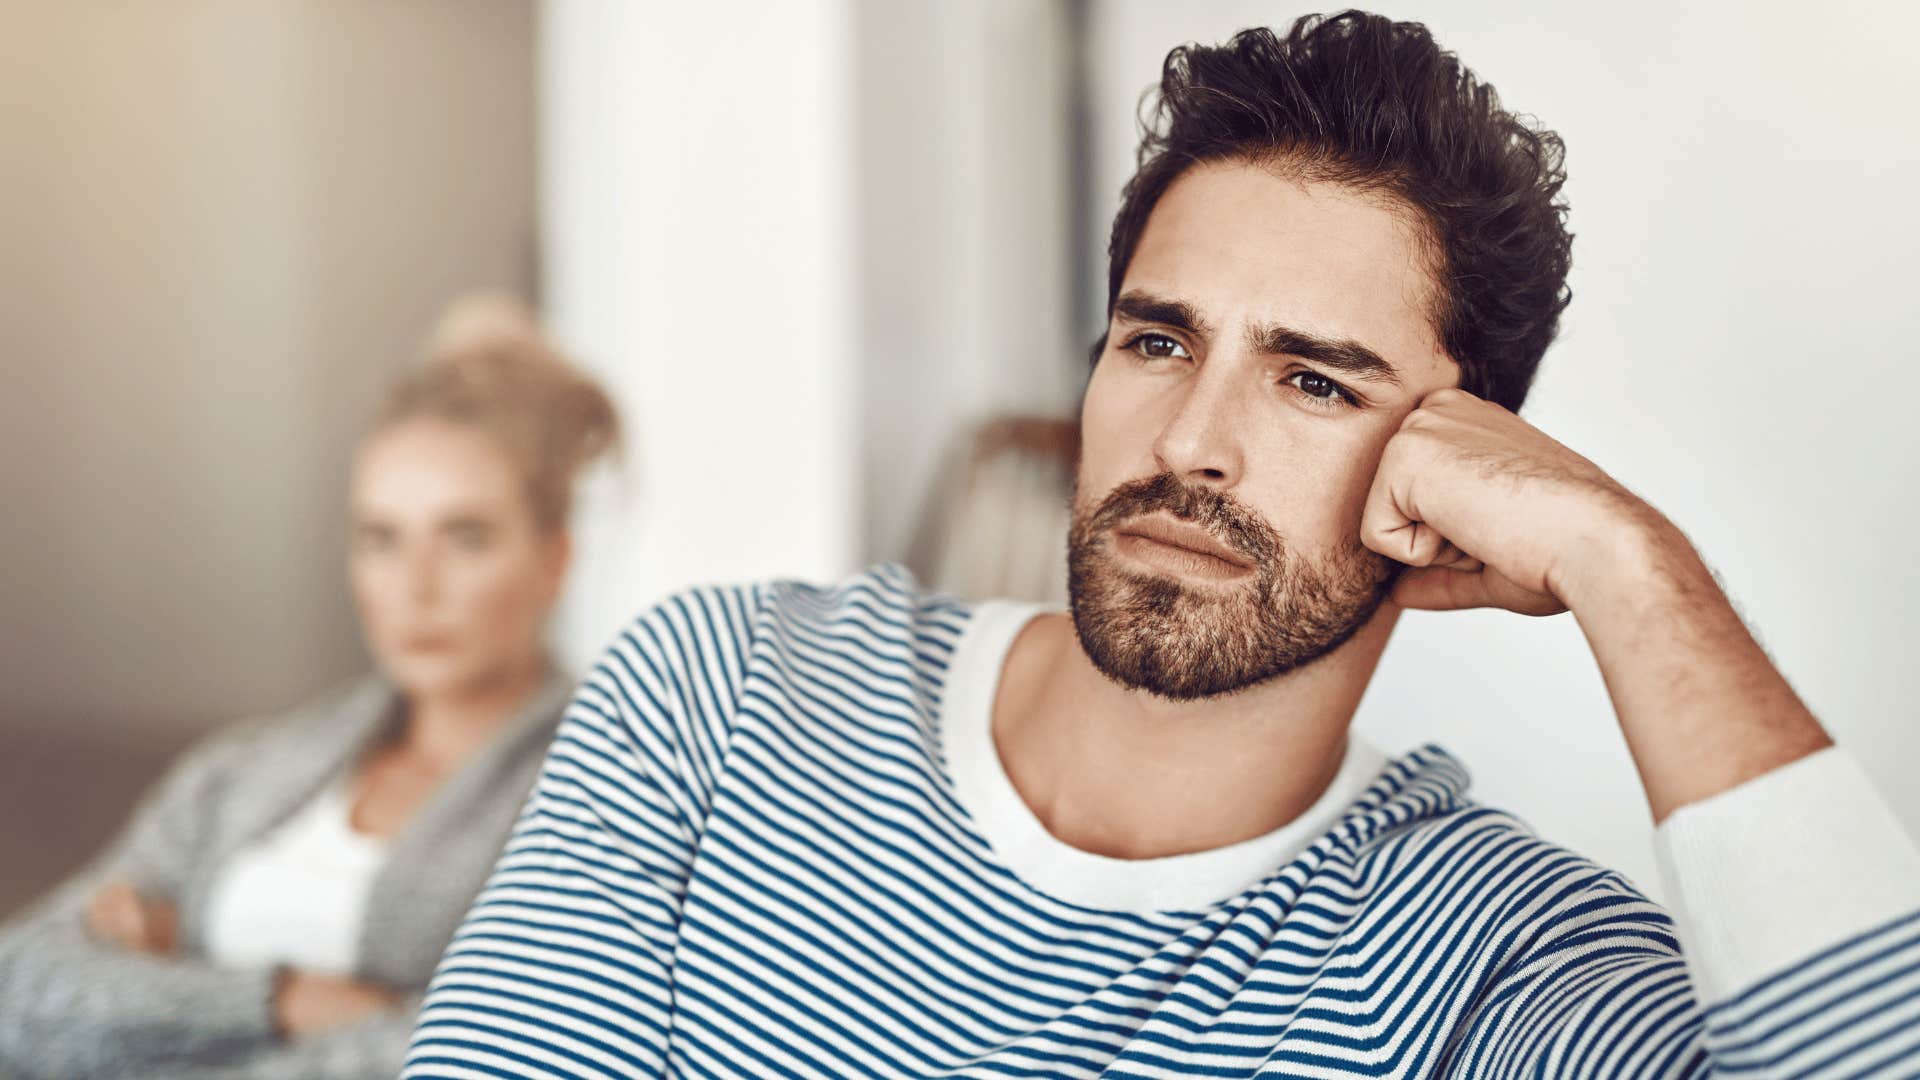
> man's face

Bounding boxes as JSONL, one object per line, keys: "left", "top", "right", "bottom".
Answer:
{"left": 1071, "top": 159, "right": 1460, "bottom": 700}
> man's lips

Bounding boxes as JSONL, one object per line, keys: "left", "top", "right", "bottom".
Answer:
{"left": 1111, "top": 515, "right": 1254, "bottom": 573}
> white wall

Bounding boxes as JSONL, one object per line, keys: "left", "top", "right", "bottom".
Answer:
{"left": 540, "top": 1, "right": 863, "bottom": 664}
{"left": 541, "top": 0, "right": 1090, "bottom": 660}
{"left": 853, "top": 0, "right": 1086, "bottom": 568}
{"left": 1087, "top": 0, "right": 1920, "bottom": 902}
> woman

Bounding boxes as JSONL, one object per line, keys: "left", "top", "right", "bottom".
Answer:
{"left": 0, "top": 297, "right": 620, "bottom": 1079}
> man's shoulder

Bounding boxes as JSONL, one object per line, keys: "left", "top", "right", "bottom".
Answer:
{"left": 565, "top": 565, "right": 973, "bottom": 798}
{"left": 759, "top": 561, "right": 966, "bottom": 620}
{"left": 1343, "top": 748, "right": 1676, "bottom": 956}
{"left": 625, "top": 562, "right": 970, "bottom": 654}
{"left": 589, "top": 563, "right": 972, "bottom": 706}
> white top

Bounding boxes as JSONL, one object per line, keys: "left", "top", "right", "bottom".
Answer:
{"left": 203, "top": 775, "right": 392, "bottom": 976}
{"left": 941, "top": 598, "right": 1391, "bottom": 913}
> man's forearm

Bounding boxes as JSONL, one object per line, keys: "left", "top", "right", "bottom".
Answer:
{"left": 1562, "top": 510, "right": 1832, "bottom": 824}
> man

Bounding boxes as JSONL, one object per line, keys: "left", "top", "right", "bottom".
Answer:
{"left": 403, "top": 12, "right": 1920, "bottom": 1078}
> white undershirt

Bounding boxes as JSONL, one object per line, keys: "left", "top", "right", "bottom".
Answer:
{"left": 941, "top": 599, "right": 1390, "bottom": 914}
{"left": 203, "top": 776, "right": 391, "bottom": 976}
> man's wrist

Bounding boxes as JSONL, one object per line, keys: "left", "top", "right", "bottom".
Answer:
{"left": 1550, "top": 493, "right": 1833, "bottom": 821}
{"left": 1554, "top": 495, "right": 1701, "bottom": 620}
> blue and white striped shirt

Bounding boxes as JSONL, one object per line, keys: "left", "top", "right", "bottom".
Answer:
{"left": 403, "top": 565, "right": 1920, "bottom": 1078}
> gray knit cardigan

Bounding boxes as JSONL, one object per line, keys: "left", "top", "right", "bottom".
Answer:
{"left": 0, "top": 668, "right": 574, "bottom": 1080}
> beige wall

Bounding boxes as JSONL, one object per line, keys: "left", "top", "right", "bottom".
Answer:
{"left": 0, "top": 1, "right": 536, "bottom": 916}
{"left": 0, "top": 1, "right": 537, "bottom": 750}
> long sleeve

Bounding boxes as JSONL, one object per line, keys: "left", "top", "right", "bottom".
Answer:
{"left": 0, "top": 723, "right": 281, "bottom": 1078}
{"left": 1653, "top": 744, "right": 1920, "bottom": 1074}
{"left": 402, "top": 585, "right": 759, "bottom": 1080}
{"left": 1444, "top": 745, "right": 1920, "bottom": 1078}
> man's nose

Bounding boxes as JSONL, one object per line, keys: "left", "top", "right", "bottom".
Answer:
{"left": 1151, "top": 359, "right": 1246, "bottom": 488}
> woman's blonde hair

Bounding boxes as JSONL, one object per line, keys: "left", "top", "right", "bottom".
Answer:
{"left": 372, "top": 294, "right": 621, "bottom": 532}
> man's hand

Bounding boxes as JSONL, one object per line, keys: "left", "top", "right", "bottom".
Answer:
{"left": 1359, "top": 386, "right": 1831, "bottom": 824}
{"left": 84, "top": 880, "right": 179, "bottom": 955}
{"left": 272, "top": 969, "right": 405, "bottom": 1039}
{"left": 1359, "top": 387, "right": 1653, "bottom": 616}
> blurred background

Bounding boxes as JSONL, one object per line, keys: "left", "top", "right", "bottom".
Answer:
{"left": 3, "top": 0, "right": 1917, "bottom": 920}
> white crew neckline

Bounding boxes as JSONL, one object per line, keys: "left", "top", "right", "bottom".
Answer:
{"left": 940, "top": 598, "right": 1390, "bottom": 915}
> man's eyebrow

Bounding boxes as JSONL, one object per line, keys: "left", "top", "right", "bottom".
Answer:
{"left": 1250, "top": 324, "right": 1403, "bottom": 388}
{"left": 1114, "top": 288, "right": 1403, "bottom": 389}
{"left": 1112, "top": 291, "right": 1213, "bottom": 337}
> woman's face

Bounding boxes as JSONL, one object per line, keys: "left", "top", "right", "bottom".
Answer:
{"left": 348, "top": 418, "right": 568, "bottom": 700}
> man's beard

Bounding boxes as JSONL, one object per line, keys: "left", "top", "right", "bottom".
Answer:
{"left": 1066, "top": 471, "right": 1398, "bottom": 701}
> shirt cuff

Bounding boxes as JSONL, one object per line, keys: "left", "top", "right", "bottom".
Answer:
{"left": 1652, "top": 744, "right": 1920, "bottom": 1006}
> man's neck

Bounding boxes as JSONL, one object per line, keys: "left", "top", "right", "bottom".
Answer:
{"left": 990, "top": 605, "right": 1401, "bottom": 861}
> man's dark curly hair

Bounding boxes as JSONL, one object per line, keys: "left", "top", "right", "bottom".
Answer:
{"left": 1095, "top": 10, "right": 1572, "bottom": 412}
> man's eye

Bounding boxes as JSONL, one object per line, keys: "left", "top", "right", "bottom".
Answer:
{"left": 1285, "top": 371, "right": 1358, "bottom": 409}
{"left": 1123, "top": 332, "right": 1191, "bottom": 361}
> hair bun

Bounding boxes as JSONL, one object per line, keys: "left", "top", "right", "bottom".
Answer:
{"left": 374, "top": 294, "right": 623, "bottom": 530}
{"left": 427, "top": 292, "right": 545, "bottom": 357}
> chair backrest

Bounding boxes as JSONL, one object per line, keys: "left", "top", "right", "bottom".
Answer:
{"left": 908, "top": 415, "right": 1078, "bottom": 606}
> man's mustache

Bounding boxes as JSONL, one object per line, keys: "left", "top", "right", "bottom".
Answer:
{"left": 1087, "top": 472, "right": 1281, "bottom": 566}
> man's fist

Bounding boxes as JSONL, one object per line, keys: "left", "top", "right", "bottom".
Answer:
{"left": 1360, "top": 387, "right": 1657, "bottom": 617}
